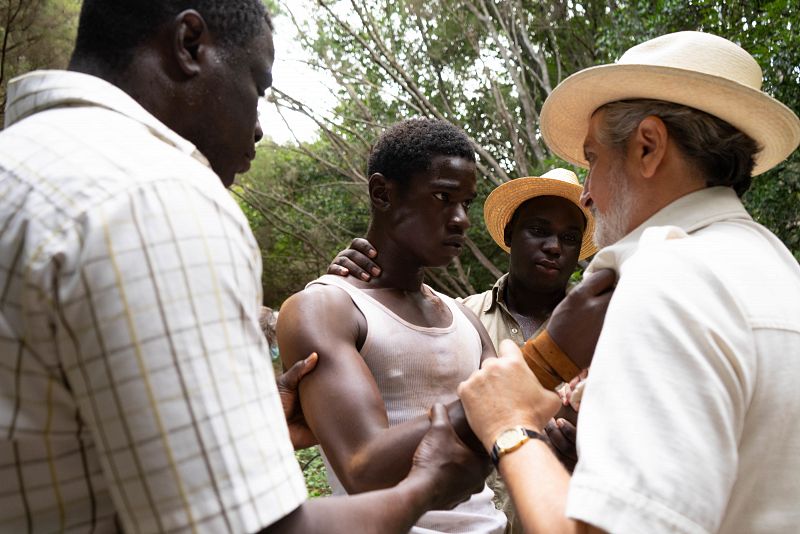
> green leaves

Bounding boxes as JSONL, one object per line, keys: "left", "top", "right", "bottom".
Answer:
{"left": 247, "top": 0, "right": 799, "bottom": 302}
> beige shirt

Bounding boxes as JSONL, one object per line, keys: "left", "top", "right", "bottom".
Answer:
{"left": 0, "top": 70, "right": 306, "bottom": 533}
{"left": 459, "top": 274, "right": 530, "bottom": 348}
{"left": 568, "top": 187, "right": 800, "bottom": 533}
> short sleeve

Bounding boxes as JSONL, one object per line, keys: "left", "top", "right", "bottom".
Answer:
{"left": 56, "top": 178, "right": 306, "bottom": 532}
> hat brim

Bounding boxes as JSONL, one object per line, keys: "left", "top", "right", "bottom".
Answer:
{"left": 483, "top": 177, "right": 598, "bottom": 260}
{"left": 541, "top": 64, "right": 800, "bottom": 176}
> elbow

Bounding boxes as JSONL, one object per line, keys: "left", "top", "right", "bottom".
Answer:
{"left": 338, "top": 452, "right": 386, "bottom": 494}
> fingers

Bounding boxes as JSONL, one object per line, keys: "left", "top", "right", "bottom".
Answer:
{"left": 350, "top": 237, "right": 377, "bottom": 258}
{"left": 327, "top": 262, "right": 350, "bottom": 277}
{"left": 329, "top": 249, "right": 382, "bottom": 281}
{"left": 555, "top": 418, "right": 577, "bottom": 442}
{"left": 331, "top": 255, "right": 369, "bottom": 280}
{"left": 545, "top": 418, "right": 578, "bottom": 470}
{"left": 280, "top": 352, "right": 319, "bottom": 388}
{"left": 428, "top": 403, "right": 461, "bottom": 443}
{"left": 429, "top": 402, "right": 450, "bottom": 426}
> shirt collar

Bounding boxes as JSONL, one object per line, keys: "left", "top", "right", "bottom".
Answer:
{"left": 586, "top": 186, "right": 751, "bottom": 275}
{"left": 5, "top": 70, "right": 210, "bottom": 167}
{"left": 486, "top": 273, "right": 510, "bottom": 313}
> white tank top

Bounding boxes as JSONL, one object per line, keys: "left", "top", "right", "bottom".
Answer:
{"left": 308, "top": 275, "right": 506, "bottom": 534}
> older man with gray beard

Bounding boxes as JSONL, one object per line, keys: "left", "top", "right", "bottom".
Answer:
{"left": 458, "top": 30, "right": 800, "bottom": 534}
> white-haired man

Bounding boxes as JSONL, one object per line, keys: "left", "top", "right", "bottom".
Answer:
{"left": 458, "top": 31, "right": 800, "bottom": 533}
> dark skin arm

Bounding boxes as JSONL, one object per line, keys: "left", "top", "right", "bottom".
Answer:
{"left": 277, "top": 285, "right": 491, "bottom": 494}
{"left": 260, "top": 404, "right": 487, "bottom": 533}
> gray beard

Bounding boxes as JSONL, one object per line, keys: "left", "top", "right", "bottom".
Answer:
{"left": 591, "top": 163, "right": 634, "bottom": 248}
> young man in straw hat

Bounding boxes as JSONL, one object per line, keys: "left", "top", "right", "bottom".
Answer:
{"left": 458, "top": 30, "right": 800, "bottom": 533}
{"left": 466, "top": 167, "right": 598, "bottom": 533}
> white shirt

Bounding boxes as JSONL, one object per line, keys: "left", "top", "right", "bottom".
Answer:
{"left": 0, "top": 70, "right": 306, "bottom": 533}
{"left": 566, "top": 186, "right": 800, "bottom": 533}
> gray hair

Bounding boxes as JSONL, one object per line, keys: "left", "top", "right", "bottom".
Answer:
{"left": 595, "top": 100, "right": 761, "bottom": 197}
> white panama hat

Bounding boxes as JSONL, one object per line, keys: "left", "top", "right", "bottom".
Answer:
{"left": 540, "top": 31, "right": 800, "bottom": 176}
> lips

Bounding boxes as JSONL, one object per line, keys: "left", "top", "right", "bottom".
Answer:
{"left": 238, "top": 154, "right": 255, "bottom": 174}
{"left": 443, "top": 236, "right": 465, "bottom": 249}
{"left": 536, "top": 259, "right": 561, "bottom": 272}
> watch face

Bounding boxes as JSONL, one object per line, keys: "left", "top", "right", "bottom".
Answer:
{"left": 496, "top": 427, "right": 525, "bottom": 449}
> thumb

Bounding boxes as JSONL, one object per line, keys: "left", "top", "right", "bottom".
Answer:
{"left": 429, "top": 402, "right": 450, "bottom": 426}
{"left": 497, "top": 339, "right": 524, "bottom": 360}
{"left": 282, "top": 352, "right": 318, "bottom": 387}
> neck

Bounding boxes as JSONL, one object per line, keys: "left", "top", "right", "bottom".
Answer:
{"left": 69, "top": 56, "right": 125, "bottom": 87}
{"left": 364, "top": 227, "right": 427, "bottom": 293}
{"left": 68, "top": 52, "right": 171, "bottom": 128}
{"left": 504, "top": 273, "right": 565, "bottom": 320}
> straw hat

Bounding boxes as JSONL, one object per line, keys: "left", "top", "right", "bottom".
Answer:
{"left": 483, "top": 168, "right": 598, "bottom": 260}
{"left": 540, "top": 31, "right": 800, "bottom": 176}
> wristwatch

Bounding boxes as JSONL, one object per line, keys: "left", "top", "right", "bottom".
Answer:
{"left": 490, "top": 426, "right": 546, "bottom": 466}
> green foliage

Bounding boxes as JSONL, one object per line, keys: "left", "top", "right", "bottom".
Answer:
{"left": 295, "top": 447, "right": 332, "bottom": 498}
{"left": 253, "top": 0, "right": 799, "bottom": 304}
{"left": 235, "top": 140, "right": 370, "bottom": 307}
{"left": 0, "top": 0, "right": 80, "bottom": 125}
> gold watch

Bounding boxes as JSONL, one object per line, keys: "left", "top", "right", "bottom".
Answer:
{"left": 490, "top": 426, "right": 546, "bottom": 466}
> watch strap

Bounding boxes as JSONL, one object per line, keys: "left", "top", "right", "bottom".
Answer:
{"left": 490, "top": 428, "right": 547, "bottom": 466}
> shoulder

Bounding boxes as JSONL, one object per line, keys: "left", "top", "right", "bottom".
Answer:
{"left": 2, "top": 117, "right": 234, "bottom": 229}
{"left": 279, "top": 280, "right": 362, "bottom": 334}
{"left": 459, "top": 288, "right": 492, "bottom": 314}
{"left": 286, "top": 280, "right": 356, "bottom": 310}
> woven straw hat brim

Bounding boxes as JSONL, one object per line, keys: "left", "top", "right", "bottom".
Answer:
{"left": 541, "top": 64, "right": 800, "bottom": 176}
{"left": 483, "top": 177, "right": 598, "bottom": 260}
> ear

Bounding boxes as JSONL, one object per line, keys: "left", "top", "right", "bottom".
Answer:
{"left": 632, "top": 116, "right": 668, "bottom": 179}
{"left": 368, "top": 173, "right": 393, "bottom": 211}
{"left": 172, "top": 10, "right": 211, "bottom": 77}
{"left": 503, "top": 223, "right": 513, "bottom": 247}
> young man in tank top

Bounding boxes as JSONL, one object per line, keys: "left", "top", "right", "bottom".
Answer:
{"left": 278, "top": 118, "right": 507, "bottom": 533}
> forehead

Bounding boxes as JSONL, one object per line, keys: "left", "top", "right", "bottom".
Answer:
{"left": 514, "top": 196, "right": 586, "bottom": 229}
{"left": 247, "top": 25, "right": 275, "bottom": 66}
{"left": 410, "top": 155, "right": 477, "bottom": 191}
{"left": 226, "top": 24, "right": 274, "bottom": 69}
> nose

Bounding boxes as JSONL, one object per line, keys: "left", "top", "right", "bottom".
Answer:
{"left": 580, "top": 191, "right": 592, "bottom": 209}
{"left": 254, "top": 119, "right": 264, "bottom": 144}
{"left": 542, "top": 234, "right": 561, "bottom": 255}
{"left": 580, "top": 173, "right": 592, "bottom": 208}
{"left": 448, "top": 204, "right": 471, "bottom": 232}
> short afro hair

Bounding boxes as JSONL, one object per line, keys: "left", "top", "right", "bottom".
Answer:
{"left": 368, "top": 118, "right": 475, "bottom": 186}
{"left": 71, "top": 0, "right": 272, "bottom": 72}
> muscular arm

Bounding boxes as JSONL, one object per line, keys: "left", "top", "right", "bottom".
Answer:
{"left": 262, "top": 474, "right": 432, "bottom": 533}
{"left": 456, "top": 300, "right": 497, "bottom": 366}
{"left": 278, "top": 286, "right": 486, "bottom": 494}
{"left": 262, "top": 404, "right": 485, "bottom": 534}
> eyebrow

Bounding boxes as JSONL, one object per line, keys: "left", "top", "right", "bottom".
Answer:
{"left": 429, "top": 179, "right": 471, "bottom": 191}
{"left": 529, "top": 217, "right": 582, "bottom": 231}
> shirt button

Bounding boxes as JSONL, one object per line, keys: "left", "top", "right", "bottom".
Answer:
{"left": 511, "top": 328, "right": 518, "bottom": 334}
